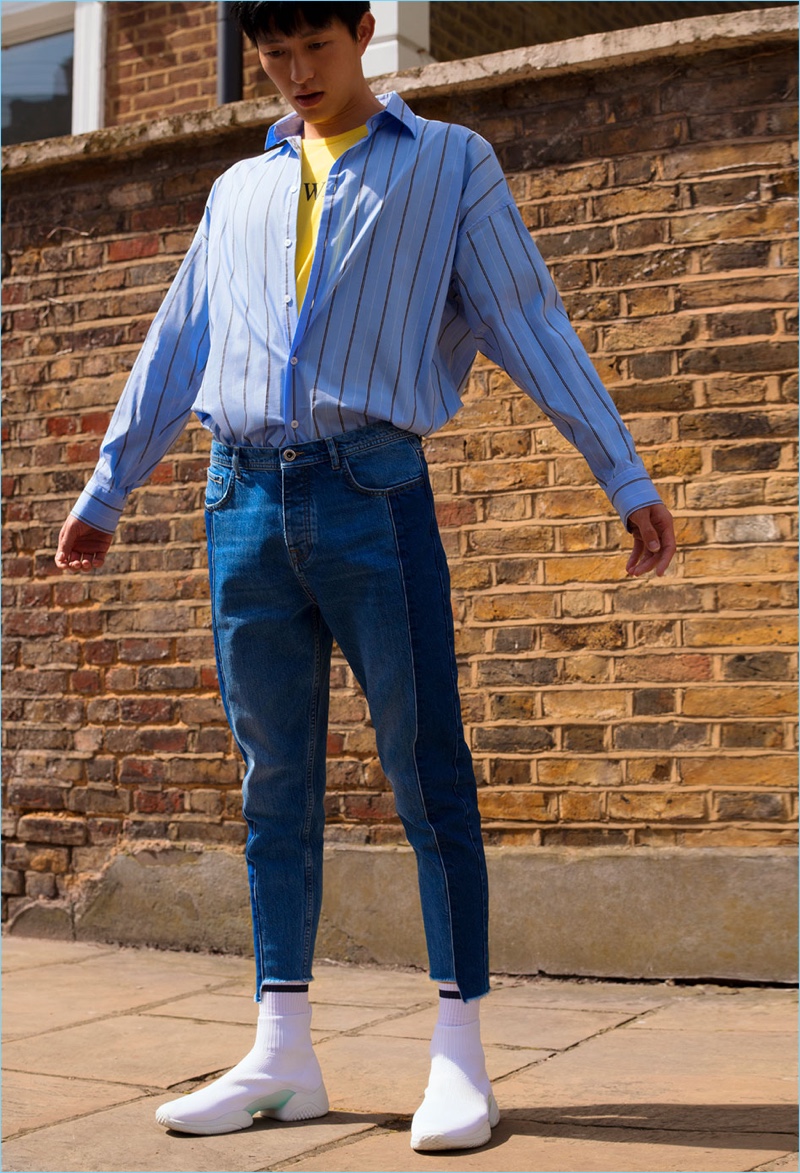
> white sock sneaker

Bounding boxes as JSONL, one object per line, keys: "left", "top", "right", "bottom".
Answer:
{"left": 155, "top": 987, "right": 328, "bottom": 1135}
{"left": 410, "top": 983, "right": 499, "bottom": 1151}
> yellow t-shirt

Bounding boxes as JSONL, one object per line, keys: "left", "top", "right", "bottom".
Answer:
{"left": 296, "top": 125, "right": 368, "bottom": 308}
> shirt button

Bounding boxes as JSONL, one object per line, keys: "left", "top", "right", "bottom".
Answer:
{"left": 285, "top": 239, "right": 292, "bottom": 248}
{"left": 290, "top": 357, "right": 298, "bottom": 366}
{"left": 291, "top": 420, "right": 299, "bottom": 429}
{"left": 284, "top": 295, "right": 292, "bottom": 304}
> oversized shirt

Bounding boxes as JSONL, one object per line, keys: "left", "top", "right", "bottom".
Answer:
{"left": 73, "top": 91, "right": 662, "bottom": 535}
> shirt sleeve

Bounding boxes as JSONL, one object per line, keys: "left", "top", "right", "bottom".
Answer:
{"left": 71, "top": 200, "right": 213, "bottom": 534}
{"left": 453, "top": 138, "right": 662, "bottom": 531}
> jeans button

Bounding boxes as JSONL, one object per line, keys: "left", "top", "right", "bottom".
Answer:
{"left": 283, "top": 449, "right": 297, "bottom": 462}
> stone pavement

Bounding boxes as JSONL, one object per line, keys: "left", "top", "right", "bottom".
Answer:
{"left": 1, "top": 938, "right": 797, "bottom": 1173}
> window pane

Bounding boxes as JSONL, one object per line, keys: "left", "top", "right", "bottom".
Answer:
{"left": 2, "top": 29, "right": 73, "bottom": 145}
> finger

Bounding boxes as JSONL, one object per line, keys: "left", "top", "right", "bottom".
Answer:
{"left": 626, "top": 537, "right": 645, "bottom": 574}
{"left": 628, "top": 549, "right": 662, "bottom": 577}
{"left": 654, "top": 533, "right": 677, "bottom": 577}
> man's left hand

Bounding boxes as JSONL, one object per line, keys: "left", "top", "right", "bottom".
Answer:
{"left": 626, "top": 503, "right": 676, "bottom": 578}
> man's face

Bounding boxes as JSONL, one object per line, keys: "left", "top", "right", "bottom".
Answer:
{"left": 256, "top": 14, "right": 375, "bottom": 136}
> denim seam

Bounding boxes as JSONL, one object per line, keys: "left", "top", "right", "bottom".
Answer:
{"left": 424, "top": 474, "right": 490, "bottom": 994}
{"left": 206, "top": 511, "right": 265, "bottom": 999}
{"left": 300, "top": 606, "right": 324, "bottom": 982}
{"left": 386, "top": 493, "right": 458, "bottom": 984}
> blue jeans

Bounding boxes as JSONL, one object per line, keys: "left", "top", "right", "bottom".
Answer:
{"left": 205, "top": 423, "right": 490, "bottom": 1002}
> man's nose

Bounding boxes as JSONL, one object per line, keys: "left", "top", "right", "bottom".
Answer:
{"left": 290, "top": 53, "right": 314, "bottom": 84}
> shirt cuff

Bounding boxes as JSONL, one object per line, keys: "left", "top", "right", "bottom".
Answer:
{"left": 71, "top": 478, "right": 127, "bottom": 535}
{"left": 607, "top": 471, "right": 664, "bottom": 532}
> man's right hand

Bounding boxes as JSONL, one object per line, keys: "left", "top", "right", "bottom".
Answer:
{"left": 55, "top": 515, "right": 114, "bottom": 573}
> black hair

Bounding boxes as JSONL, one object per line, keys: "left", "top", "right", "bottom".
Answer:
{"left": 229, "top": 2, "right": 371, "bottom": 44}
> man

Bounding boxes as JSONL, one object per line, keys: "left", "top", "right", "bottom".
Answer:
{"left": 55, "top": 0, "right": 676, "bottom": 1151}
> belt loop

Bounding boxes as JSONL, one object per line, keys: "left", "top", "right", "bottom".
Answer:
{"left": 232, "top": 448, "right": 241, "bottom": 479}
{"left": 325, "top": 437, "right": 340, "bottom": 470}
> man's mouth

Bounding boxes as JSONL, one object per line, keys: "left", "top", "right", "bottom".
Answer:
{"left": 294, "top": 91, "right": 323, "bottom": 107}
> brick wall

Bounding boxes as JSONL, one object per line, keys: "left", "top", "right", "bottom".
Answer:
{"left": 2, "top": 34, "right": 797, "bottom": 921}
{"left": 105, "top": 1, "right": 220, "bottom": 125}
{"left": 428, "top": 2, "right": 795, "bottom": 61}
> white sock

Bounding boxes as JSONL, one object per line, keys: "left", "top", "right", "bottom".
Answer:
{"left": 155, "top": 985, "right": 328, "bottom": 1135}
{"left": 410, "top": 984, "right": 499, "bottom": 1151}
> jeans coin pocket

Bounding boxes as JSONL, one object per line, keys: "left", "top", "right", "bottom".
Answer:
{"left": 343, "top": 437, "right": 425, "bottom": 496}
{"left": 205, "top": 466, "right": 235, "bottom": 512}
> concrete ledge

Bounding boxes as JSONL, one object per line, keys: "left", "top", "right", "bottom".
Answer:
{"left": 2, "top": 6, "right": 796, "bottom": 175}
{"left": 7, "top": 844, "right": 797, "bottom": 983}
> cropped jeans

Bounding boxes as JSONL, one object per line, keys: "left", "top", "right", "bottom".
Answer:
{"left": 204, "top": 422, "right": 490, "bottom": 1003}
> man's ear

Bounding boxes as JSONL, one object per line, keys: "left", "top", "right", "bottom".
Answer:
{"left": 356, "top": 11, "right": 376, "bottom": 57}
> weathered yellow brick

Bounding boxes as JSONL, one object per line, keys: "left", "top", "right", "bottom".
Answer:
{"left": 679, "top": 757, "right": 796, "bottom": 787}
{"left": 683, "top": 686, "right": 797, "bottom": 717}
{"left": 459, "top": 461, "right": 547, "bottom": 492}
{"left": 683, "top": 617, "right": 797, "bottom": 647}
{"left": 466, "top": 525, "right": 555, "bottom": 555}
{"left": 607, "top": 791, "right": 706, "bottom": 820}
{"left": 559, "top": 791, "right": 606, "bottom": 820}
{"left": 472, "top": 592, "right": 556, "bottom": 621}
{"left": 478, "top": 789, "right": 554, "bottom": 821}
{"left": 536, "top": 487, "right": 611, "bottom": 519}
{"left": 544, "top": 554, "right": 624, "bottom": 585}
{"left": 536, "top": 759, "right": 623, "bottom": 787}
{"left": 541, "top": 689, "right": 629, "bottom": 721}
{"left": 683, "top": 546, "right": 798, "bottom": 580}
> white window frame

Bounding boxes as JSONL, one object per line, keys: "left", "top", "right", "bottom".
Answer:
{"left": 1, "top": 0, "right": 106, "bottom": 135}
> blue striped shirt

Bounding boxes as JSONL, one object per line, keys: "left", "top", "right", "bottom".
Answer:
{"left": 73, "top": 91, "right": 661, "bottom": 534}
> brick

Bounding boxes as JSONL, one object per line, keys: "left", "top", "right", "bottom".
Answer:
{"left": 472, "top": 592, "right": 556, "bottom": 621}
{"left": 680, "top": 758, "right": 794, "bottom": 788}
{"left": 684, "top": 617, "right": 796, "bottom": 648}
{"left": 472, "top": 726, "right": 554, "bottom": 753}
{"left": 7, "top": 783, "right": 69, "bottom": 811}
{"left": 722, "top": 652, "right": 795, "bottom": 682}
{"left": 25, "top": 871, "right": 57, "bottom": 899}
{"left": 714, "top": 793, "right": 789, "bottom": 821}
{"left": 542, "top": 690, "right": 628, "bottom": 721}
{"left": 607, "top": 791, "right": 706, "bottom": 821}
{"left": 478, "top": 790, "right": 554, "bottom": 821}
{"left": 17, "top": 815, "right": 86, "bottom": 846}
{"left": 2, "top": 868, "right": 25, "bottom": 896}
{"left": 563, "top": 725, "right": 606, "bottom": 753}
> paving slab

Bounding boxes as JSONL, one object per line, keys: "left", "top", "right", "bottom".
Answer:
{"left": 488, "top": 978, "right": 693, "bottom": 1012}
{"left": 496, "top": 1021, "right": 798, "bottom": 1111}
{"left": 625, "top": 994, "right": 798, "bottom": 1033}
{"left": 284, "top": 1116, "right": 796, "bottom": 1173}
{"left": 2, "top": 951, "right": 249, "bottom": 1041}
{"left": 361, "top": 1001, "right": 638, "bottom": 1050}
{"left": 0, "top": 938, "right": 119, "bottom": 973}
{"left": 2, "top": 1014, "right": 256, "bottom": 1088}
{"left": 0, "top": 1094, "right": 376, "bottom": 1173}
{"left": 317, "top": 1033, "right": 548, "bottom": 1116}
{"left": 2, "top": 1069, "right": 144, "bottom": 1140}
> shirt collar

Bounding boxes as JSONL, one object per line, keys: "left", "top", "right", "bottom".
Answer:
{"left": 264, "top": 90, "right": 417, "bottom": 150}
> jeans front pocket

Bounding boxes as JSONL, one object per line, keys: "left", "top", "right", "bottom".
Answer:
{"left": 343, "top": 436, "right": 425, "bottom": 496}
{"left": 205, "top": 466, "right": 235, "bottom": 512}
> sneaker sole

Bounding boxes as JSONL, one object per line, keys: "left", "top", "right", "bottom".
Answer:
{"left": 155, "top": 1084, "right": 329, "bottom": 1135}
{"left": 410, "top": 1092, "right": 500, "bottom": 1151}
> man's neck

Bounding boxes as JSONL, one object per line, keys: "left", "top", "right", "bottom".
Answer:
{"left": 302, "top": 89, "right": 384, "bottom": 140}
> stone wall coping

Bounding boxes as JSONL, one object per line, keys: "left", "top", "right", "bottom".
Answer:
{"left": 3, "top": 5, "right": 797, "bottom": 176}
